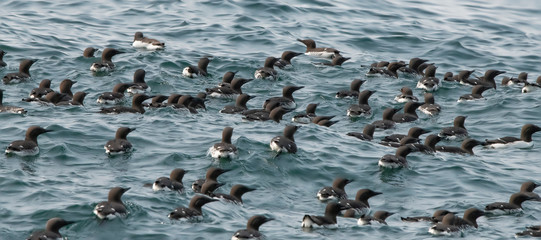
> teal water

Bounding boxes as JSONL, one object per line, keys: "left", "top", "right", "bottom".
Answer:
{"left": 1, "top": 0, "right": 541, "bottom": 239}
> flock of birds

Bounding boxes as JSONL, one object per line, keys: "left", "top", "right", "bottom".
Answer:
{"left": 1, "top": 32, "right": 541, "bottom": 239}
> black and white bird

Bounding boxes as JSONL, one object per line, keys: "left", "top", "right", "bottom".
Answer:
{"left": 274, "top": 51, "right": 303, "bottom": 69}
{"left": 220, "top": 94, "right": 255, "bottom": 114}
{"left": 347, "top": 90, "right": 376, "bottom": 117}
{"left": 317, "top": 178, "right": 353, "bottom": 201}
{"left": 439, "top": 116, "right": 468, "bottom": 140}
{"left": 394, "top": 86, "right": 418, "bottom": 103}
{"left": 358, "top": 211, "right": 394, "bottom": 225}
{"left": 484, "top": 124, "right": 541, "bottom": 149}
{"left": 183, "top": 57, "right": 210, "bottom": 78}
{"left": 231, "top": 215, "right": 273, "bottom": 240}
{"left": 127, "top": 69, "right": 150, "bottom": 94}
{"left": 90, "top": 48, "right": 124, "bottom": 72}
{"left": 3, "top": 59, "right": 37, "bottom": 84}
{"left": 263, "top": 85, "right": 304, "bottom": 111}
{"left": 336, "top": 79, "right": 366, "bottom": 98}
{"left": 104, "top": 127, "right": 135, "bottom": 155}
{"left": 338, "top": 189, "right": 382, "bottom": 216}
{"left": 192, "top": 167, "right": 231, "bottom": 193}
{"left": 168, "top": 195, "right": 218, "bottom": 219}
{"left": 5, "top": 126, "right": 52, "bottom": 156}
{"left": 208, "top": 127, "right": 238, "bottom": 159}
{"left": 347, "top": 124, "right": 376, "bottom": 141}
{"left": 297, "top": 38, "right": 340, "bottom": 59}
{"left": 254, "top": 57, "right": 279, "bottom": 80}
{"left": 152, "top": 168, "right": 187, "bottom": 192}
{"left": 132, "top": 32, "right": 165, "bottom": 50}
{"left": 213, "top": 184, "right": 256, "bottom": 204}
{"left": 0, "top": 89, "right": 26, "bottom": 114}
{"left": 270, "top": 125, "right": 300, "bottom": 154}
{"left": 99, "top": 94, "right": 151, "bottom": 114}
{"left": 27, "top": 218, "right": 74, "bottom": 240}
{"left": 93, "top": 187, "right": 130, "bottom": 219}
{"left": 97, "top": 83, "right": 134, "bottom": 104}
{"left": 301, "top": 202, "right": 345, "bottom": 228}
{"left": 418, "top": 93, "right": 441, "bottom": 116}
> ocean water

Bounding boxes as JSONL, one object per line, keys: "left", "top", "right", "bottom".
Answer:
{"left": 1, "top": 0, "right": 541, "bottom": 239}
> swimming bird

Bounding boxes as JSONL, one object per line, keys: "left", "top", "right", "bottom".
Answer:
{"left": 297, "top": 38, "right": 340, "bottom": 59}
{"left": 104, "top": 83, "right": 134, "bottom": 100}
{"left": 292, "top": 103, "right": 318, "bottom": 123}
{"left": 152, "top": 168, "right": 187, "bottom": 192}
{"left": 263, "top": 85, "right": 304, "bottom": 111}
{"left": 346, "top": 124, "right": 376, "bottom": 141}
{"left": 126, "top": 69, "right": 150, "bottom": 94}
{"left": 445, "top": 70, "right": 475, "bottom": 82}
{"left": 382, "top": 127, "right": 430, "bottom": 143}
{"left": 367, "top": 61, "right": 405, "bottom": 78}
{"left": 213, "top": 184, "right": 256, "bottom": 204}
{"left": 371, "top": 107, "right": 402, "bottom": 129}
{"left": 55, "top": 79, "right": 77, "bottom": 102}
{"left": 0, "top": 89, "right": 26, "bottom": 114}
{"left": 254, "top": 57, "right": 279, "bottom": 80}
{"left": 56, "top": 91, "right": 87, "bottom": 106}
{"left": 192, "top": 167, "right": 231, "bottom": 193}
{"left": 3, "top": 59, "right": 37, "bottom": 84}
{"left": 485, "top": 192, "right": 537, "bottom": 214}
{"left": 435, "top": 138, "right": 484, "bottom": 155}
{"left": 516, "top": 228, "right": 541, "bottom": 237}
{"left": 338, "top": 189, "right": 382, "bottom": 215}
{"left": 394, "top": 86, "right": 418, "bottom": 103}
{"left": 419, "top": 93, "right": 441, "bottom": 115}
{"left": 98, "top": 94, "right": 151, "bottom": 114}
{"left": 401, "top": 209, "right": 456, "bottom": 223}
{"left": 320, "top": 55, "right": 350, "bottom": 66}
{"left": 26, "top": 217, "right": 74, "bottom": 240}
{"left": 243, "top": 105, "right": 285, "bottom": 122}
{"left": 5, "top": 126, "right": 52, "bottom": 156}
{"left": 28, "top": 79, "right": 53, "bottom": 99}
{"left": 484, "top": 124, "right": 541, "bottom": 148}
{"left": 408, "top": 134, "right": 442, "bottom": 154}
{"left": 317, "top": 178, "right": 353, "bottom": 201}
{"left": 502, "top": 72, "right": 528, "bottom": 86}
{"left": 0, "top": 49, "right": 6, "bottom": 67}
{"left": 458, "top": 85, "right": 492, "bottom": 102}
{"left": 416, "top": 65, "right": 440, "bottom": 91}
{"left": 522, "top": 76, "right": 541, "bottom": 93}
{"left": 132, "top": 32, "right": 165, "bottom": 50}
{"left": 336, "top": 79, "right": 366, "bottom": 98}
{"left": 221, "top": 94, "right": 255, "bottom": 114}
{"left": 208, "top": 127, "right": 238, "bottom": 159}
{"left": 168, "top": 195, "right": 218, "bottom": 219}
{"left": 400, "top": 57, "right": 429, "bottom": 75}
{"left": 392, "top": 102, "right": 424, "bottom": 123}
{"left": 144, "top": 95, "right": 169, "bottom": 108}
{"left": 165, "top": 94, "right": 183, "bottom": 106}
{"left": 462, "top": 69, "right": 505, "bottom": 89}
{"left": 358, "top": 211, "right": 394, "bottom": 225}
{"left": 90, "top": 48, "right": 124, "bottom": 72}
{"left": 206, "top": 78, "right": 253, "bottom": 98}
{"left": 378, "top": 145, "right": 414, "bottom": 168}
{"left": 104, "top": 127, "right": 135, "bottom": 155}
{"left": 172, "top": 95, "right": 198, "bottom": 113}
{"left": 301, "top": 202, "right": 344, "bottom": 228}
{"left": 270, "top": 125, "right": 300, "bottom": 154}
{"left": 200, "top": 180, "right": 225, "bottom": 196}
{"left": 439, "top": 116, "right": 468, "bottom": 140}
{"left": 218, "top": 71, "right": 238, "bottom": 87}
{"left": 231, "top": 215, "right": 273, "bottom": 240}
{"left": 183, "top": 57, "right": 210, "bottom": 78}
{"left": 428, "top": 208, "right": 485, "bottom": 235}
{"left": 347, "top": 90, "right": 376, "bottom": 117}
{"left": 83, "top": 47, "right": 98, "bottom": 57}
{"left": 312, "top": 115, "right": 338, "bottom": 127}
{"left": 274, "top": 51, "right": 303, "bottom": 69}
{"left": 93, "top": 187, "right": 130, "bottom": 219}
